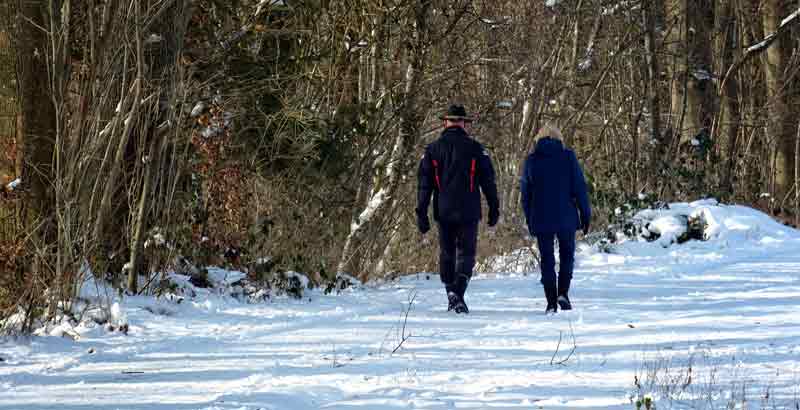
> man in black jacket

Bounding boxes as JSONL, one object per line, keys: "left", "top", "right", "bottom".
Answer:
{"left": 416, "top": 104, "right": 500, "bottom": 314}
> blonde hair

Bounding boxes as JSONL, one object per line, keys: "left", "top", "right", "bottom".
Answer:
{"left": 535, "top": 124, "right": 563, "bottom": 141}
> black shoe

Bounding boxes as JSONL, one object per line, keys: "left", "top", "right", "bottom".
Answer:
{"left": 454, "top": 297, "right": 469, "bottom": 314}
{"left": 545, "top": 303, "right": 558, "bottom": 314}
{"left": 557, "top": 295, "right": 572, "bottom": 310}
{"left": 447, "top": 291, "right": 459, "bottom": 312}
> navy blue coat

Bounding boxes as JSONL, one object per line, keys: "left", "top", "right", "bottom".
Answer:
{"left": 416, "top": 127, "right": 499, "bottom": 231}
{"left": 520, "top": 137, "right": 591, "bottom": 235}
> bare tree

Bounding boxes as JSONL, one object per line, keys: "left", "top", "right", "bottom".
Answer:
{"left": 337, "top": 0, "right": 432, "bottom": 278}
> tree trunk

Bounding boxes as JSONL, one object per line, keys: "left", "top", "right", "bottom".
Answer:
{"left": 374, "top": 199, "right": 401, "bottom": 277}
{"left": 643, "top": 0, "right": 665, "bottom": 186}
{"left": 128, "top": 137, "right": 158, "bottom": 294}
{"left": 92, "top": 77, "right": 142, "bottom": 265}
{"left": 762, "top": 0, "right": 796, "bottom": 208}
{"left": 795, "top": 120, "right": 800, "bottom": 226}
{"left": 715, "top": 0, "right": 741, "bottom": 196}
{"left": 664, "top": 0, "right": 715, "bottom": 143}
{"left": 15, "top": 0, "right": 57, "bottom": 233}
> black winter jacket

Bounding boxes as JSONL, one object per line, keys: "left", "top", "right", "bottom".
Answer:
{"left": 416, "top": 127, "right": 500, "bottom": 232}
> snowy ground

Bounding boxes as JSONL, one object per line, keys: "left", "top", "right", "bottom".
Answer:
{"left": 2, "top": 201, "right": 800, "bottom": 410}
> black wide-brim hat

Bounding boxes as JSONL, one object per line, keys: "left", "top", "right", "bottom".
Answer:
{"left": 439, "top": 104, "right": 474, "bottom": 122}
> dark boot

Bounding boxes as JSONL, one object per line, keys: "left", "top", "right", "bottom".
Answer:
{"left": 455, "top": 274, "right": 470, "bottom": 300}
{"left": 447, "top": 291, "right": 459, "bottom": 312}
{"left": 454, "top": 296, "right": 469, "bottom": 314}
{"left": 544, "top": 285, "right": 558, "bottom": 314}
{"left": 557, "top": 294, "right": 572, "bottom": 310}
{"left": 556, "top": 231, "right": 575, "bottom": 311}
{"left": 557, "top": 275, "right": 572, "bottom": 310}
{"left": 537, "top": 233, "right": 558, "bottom": 314}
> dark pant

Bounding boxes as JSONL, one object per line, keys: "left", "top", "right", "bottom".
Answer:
{"left": 437, "top": 220, "right": 478, "bottom": 298}
{"left": 535, "top": 231, "right": 576, "bottom": 296}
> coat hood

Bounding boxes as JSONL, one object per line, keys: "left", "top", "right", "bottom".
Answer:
{"left": 534, "top": 137, "right": 564, "bottom": 157}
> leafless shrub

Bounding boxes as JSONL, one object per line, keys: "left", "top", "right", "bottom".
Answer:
{"left": 633, "top": 349, "right": 800, "bottom": 410}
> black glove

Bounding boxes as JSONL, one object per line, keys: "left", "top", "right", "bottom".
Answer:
{"left": 418, "top": 215, "right": 431, "bottom": 234}
{"left": 488, "top": 208, "right": 500, "bottom": 227}
{"left": 582, "top": 221, "right": 590, "bottom": 236}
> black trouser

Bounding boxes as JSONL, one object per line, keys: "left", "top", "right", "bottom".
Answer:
{"left": 535, "top": 230, "right": 576, "bottom": 296}
{"left": 437, "top": 220, "right": 479, "bottom": 298}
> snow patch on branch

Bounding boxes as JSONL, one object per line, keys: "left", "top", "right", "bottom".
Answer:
{"left": 578, "top": 57, "right": 593, "bottom": 72}
{"left": 256, "top": 0, "right": 285, "bottom": 16}
{"left": 144, "top": 233, "right": 166, "bottom": 249}
{"left": 746, "top": 37, "right": 774, "bottom": 54}
{"left": 746, "top": 7, "right": 800, "bottom": 53}
{"left": 353, "top": 188, "right": 387, "bottom": 231}
{"left": 144, "top": 34, "right": 163, "bottom": 44}
{"left": 6, "top": 178, "right": 21, "bottom": 191}
{"left": 602, "top": 0, "right": 638, "bottom": 16}
{"left": 780, "top": 7, "right": 800, "bottom": 27}
{"left": 191, "top": 102, "right": 206, "bottom": 117}
{"left": 692, "top": 69, "right": 712, "bottom": 81}
{"left": 99, "top": 121, "right": 113, "bottom": 138}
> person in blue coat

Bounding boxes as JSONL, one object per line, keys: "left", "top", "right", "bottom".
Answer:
{"left": 417, "top": 104, "right": 500, "bottom": 314}
{"left": 520, "top": 125, "right": 591, "bottom": 313}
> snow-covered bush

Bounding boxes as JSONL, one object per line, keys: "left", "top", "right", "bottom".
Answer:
{"left": 595, "top": 197, "right": 716, "bottom": 250}
{"left": 246, "top": 258, "right": 311, "bottom": 299}
{"left": 271, "top": 270, "right": 310, "bottom": 298}
{"left": 591, "top": 193, "right": 670, "bottom": 250}
{"left": 594, "top": 198, "right": 796, "bottom": 253}
{"left": 2, "top": 275, "right": 130, "bottom": 338}
{"left": 323, "top": 272, "right": 360, "bottom": 295}
{"left": 628, "top": 349, "right": 799, "bottom": 410}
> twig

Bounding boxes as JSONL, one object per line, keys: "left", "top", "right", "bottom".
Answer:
{"left": 391, "top": 290, "right": 417, "bottom": 355}
{"left": 551, "top": 319, "right": 577, "bottom": 366}
{"left": 550, "top": 330, "right": 564, "bottom": 365}
{"left": 331, "top": 343, "right": 345, "bottom": 368}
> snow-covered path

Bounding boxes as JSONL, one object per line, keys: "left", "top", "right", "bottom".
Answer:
{"left": 3, "top": 204, "right": 800, "bottom": 409}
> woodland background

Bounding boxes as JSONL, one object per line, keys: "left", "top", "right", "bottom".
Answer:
{"left": 1, "top": 0, "right": 799, "bottom": 331}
